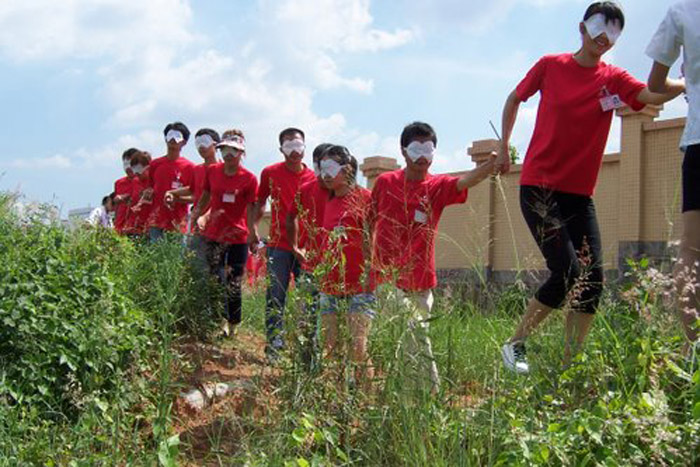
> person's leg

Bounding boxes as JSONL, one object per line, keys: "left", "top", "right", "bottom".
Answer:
{"left": 510, "top": 298, "right": 555, "bottom": 343}
{"left": 204, "top": 240, "right": 229, "bottom": 333}
{"left": 400, "top": 289, "right": 440, "bottom": 394}
{"left": 348, "top": 294, "right": 375, "bottom": 390}
{"left": 564, "top": 311, "right": 595, "bottom": 363}
{"left": 149, "top": 227, "right": 164, "bottom": 243}
{"left": 511, "top": 188, "right": 580, "bottom": 338}
{"left": 204, "top": 239, "right": 223, "bottom": 280}
{"left": 561, "top": 195, "right": 604, "bottom": 364}
{"left": 320, "top": 294, "right": 339, "bottom": 359}
{"left": 188, "top": 234, "right": 211, "bottom": 278}
{"left": 677, "top": 147, "right": 700, "bottom": 351}
{"left": 676, "top": 211, "right": 700, "bottom": 348}
{"left": 503, "top": 188, "right": 581, "bottom": 373}
{"left": 297, "top": 271, "right": 320, "bottom": 370}
{"left": 265, "top": 247, "right": 294, "bottom": 353}
{"left": 223, "top": 244, "right": 248, "bottom": 330}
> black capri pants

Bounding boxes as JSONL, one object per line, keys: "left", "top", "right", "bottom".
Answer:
{"left": 520, "top": 186, "right": 604, "bottom": 314}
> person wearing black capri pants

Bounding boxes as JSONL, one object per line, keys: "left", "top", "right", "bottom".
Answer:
{"left": 496, "top": 2, "right": 685, "bottom": 374}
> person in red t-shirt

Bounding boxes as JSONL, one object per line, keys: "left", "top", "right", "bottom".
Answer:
{"left": 248, "top": 128, "right": 317, "bottom": 359}
{"left": 496, "top": 2, "right": 686, "bottom": 375}
{"left": 370, "top": 122, "right": 494, "bottom": 393}
{"left": 112, "top": 148, "right": 138, "bottom": 235}
{"left": 144, "top": 121, "right": 195, "bottom": 242}
{"left": 286, "top": 143, "right": 333, "bottom": 369}
{"left": 124, "top": 151, "right": 153, "bottom": 238}
{"left": 166, "top": 128, "right": 221, "bottom": 271}
{"left": 191, "top": 129, "right": 258, "bottom": 337}
{"left": 316, "top": 145, "right": 375, "bottom": 388}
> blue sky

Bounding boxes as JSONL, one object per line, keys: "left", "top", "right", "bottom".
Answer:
{"left": 0, "top": 0, "right": 687, "bottom": 214}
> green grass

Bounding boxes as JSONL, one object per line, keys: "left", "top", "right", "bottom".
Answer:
{"left": 0, "top": 193, "right": 698, "bottom": 466}
{"left": 228, "top": 286, "right": 698, "bottom": 466}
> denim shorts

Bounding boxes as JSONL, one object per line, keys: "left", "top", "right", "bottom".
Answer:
{"left": 319, "top": 293, "right": 377, "bottom": 318}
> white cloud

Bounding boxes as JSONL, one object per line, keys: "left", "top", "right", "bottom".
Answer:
{"left": 0, "top": 0, "right": 194, "bottom": 62}
{"left": 9, "top": 155, "right": 72, "bottom": 169}
{"left": 269, "top": 0, "right": 414, "bottom": 53}
{"left": 0, "top": 0, "right": 415, "bottom": 178}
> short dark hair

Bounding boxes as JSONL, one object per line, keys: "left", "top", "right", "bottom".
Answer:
{"left": 122, "top": 147, "right": 139, "bottom": 161}
{"left": 583, "top": 2, "right": 625, "bottom": 30}
{"left": 400, "top": 122, "right": 437, "bottom": 148}
{"left": 102, "top": 194, "right": 113, "bottom": 206}
{"left": 163, "top": 122, "right": 191, "bottom": 143}
{"left": 195, "top": 128, "right": 221, "bottom": 143}
{"left": 312, "top": 143, "right": 334, "bottom": 164}
{"left": 130, "top": 151, "right": 151, "bottom": 167}
{"left": 325, "top": 145, "right": 358, "bottom": 180}
{"left": 278, "top": 127, "right": 305, "bottom": 145}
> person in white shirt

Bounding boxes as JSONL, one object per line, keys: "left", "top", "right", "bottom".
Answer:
{"left": 87, "top": 195, "right": 115, "bottom": 228}
{"left": 646, "top": 0, "right": 698, "bottom": 353}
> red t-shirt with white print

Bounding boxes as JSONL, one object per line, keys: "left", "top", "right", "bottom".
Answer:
{"left": 371, "top": 169, "right": 468, "bottom": 291}
{"left": 517, "top": 53, "right": 646, "bottom": 196}
{"left": 200, "top": 163, "right": 258, "bottom": 245}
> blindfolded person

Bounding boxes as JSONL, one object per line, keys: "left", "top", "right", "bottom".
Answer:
{"left": 497, "top": 2, "right": 685, "bottom": 375}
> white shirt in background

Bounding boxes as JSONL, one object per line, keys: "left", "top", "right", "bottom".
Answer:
{"left": 646, "top": 0, "right": 700, "bottom": 151}
{"left": 87, "top": 206, "right": 112, "bottom": 228}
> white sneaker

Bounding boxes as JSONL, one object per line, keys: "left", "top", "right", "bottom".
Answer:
{"left": 502, "top": 341, "right": 529, "bottom": 374}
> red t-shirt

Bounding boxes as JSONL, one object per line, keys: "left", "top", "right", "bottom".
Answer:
{"left": 320, "top": 187, "right": 374, "bottom": 295}
{"left": 290, "top": 179, "right": 329, "bottom": 271}
{"left": 124, "top": 174, "right": 152, "bottom": 235}
{"left": 190, "top": 163, "right": 213, "bottom": 234}
{"left": 517, "top": 53, "right": 646, "bottom": 196}
{"left": 147, "top": 155, "right": 195, "bottom": 231}
{"left": 200, "top": 163, "right": 258, "bottom": 245}
{"left": 371, "top": 169, "right": 468, "bottom": 291}
{"left": 114, "top": 176, "right": 134, "bottom": 234}
{"left": 257, "top": 162, "right": 316, "bottom": 251}
{"left": 192, "top": 163, "right": 211, "bottom": 209}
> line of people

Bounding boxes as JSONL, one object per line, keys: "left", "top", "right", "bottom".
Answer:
{"left": 106, "top": 1, "right": 698, "bottom": 391}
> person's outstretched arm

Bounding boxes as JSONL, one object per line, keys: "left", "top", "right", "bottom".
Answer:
{"left": 637, "top": 79, "right": 685, "bottom": 105}
{"left": 495, "top": 89, "right": 522, "bottom": 175}
{"left": 456, "top": 154, "right": 497, "bottom": 191}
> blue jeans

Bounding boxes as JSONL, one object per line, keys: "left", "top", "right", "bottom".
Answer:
{"left": 297, "top": 271, "right": 321, "bottom": 369}
{"left": 149, "top": 227, "right": 165, "bottom": 243}
{"left": 265, "top": 247, "right": 301, "bottom": 351}
{"left": 319, "top": 293, "right": 377, "bottom": 318}
{"left": 187, "top": 234, "right": 211, "bottom": 278}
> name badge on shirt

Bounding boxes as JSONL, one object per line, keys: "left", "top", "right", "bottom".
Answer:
{"left": 599, "top": 94, "right": 624, "bottom": 112}
{"left": 414, "top": 210, "right": 428, "bottom": 224}
{"left": 222, "top": 193, "right": 236, "bottom": 203}
{"left": 171, "top": 180, "right": 183, "bottom": 189}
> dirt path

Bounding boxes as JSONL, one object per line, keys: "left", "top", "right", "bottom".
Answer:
{"left": 171, "top": 329, "right": 279, "bottom": 464}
